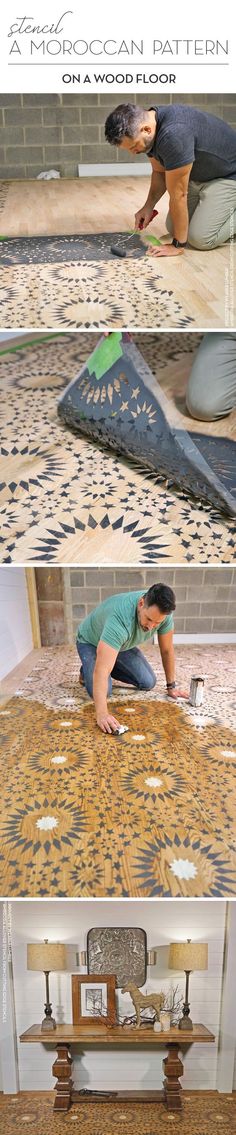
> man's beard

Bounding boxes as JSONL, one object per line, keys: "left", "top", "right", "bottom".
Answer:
{"left": 132, "top": 133, "right": 155, "bottom": 154}
{"left": 137, "top": 607, "right": 148, "bottom": 630}
{"left": 143, "top": 137, "right": 154, "bottom": 152}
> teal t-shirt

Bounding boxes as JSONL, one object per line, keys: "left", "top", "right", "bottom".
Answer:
{"left": 77, "top": 591, "right": 173, "bottom": 653}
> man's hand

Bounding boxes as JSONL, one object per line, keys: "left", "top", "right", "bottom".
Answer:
{"left": 148, "top": 243, "right": 184, "bottom": 258}
{"left": 167, "top": 687, "right": 189, "bottom": 700}
{"left": 96, "top": 712, "right": 121, "bottom": 734}
{"left": 135, "top": 205, "right": 155, "bottom": 231}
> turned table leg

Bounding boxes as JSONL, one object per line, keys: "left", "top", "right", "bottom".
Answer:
{"left": 52, "top": 1044, "right": 74, "bottom": 1111}
{"left": 163, "top": 1044, "right": 183, "bottom": 1111}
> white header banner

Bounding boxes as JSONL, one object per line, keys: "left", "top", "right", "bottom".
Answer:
{"left": 0, "top": 1, "right": 235, "bottom": 93}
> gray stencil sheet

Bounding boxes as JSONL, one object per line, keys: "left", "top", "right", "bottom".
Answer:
{"left": 87, "top": 927, "right": 147, "bottom": 988}
{"left": 58, "top": 334, "right": 236, "bottom": 516}
{"left": 0, "top": 232, "right": 147, "bottom": 265}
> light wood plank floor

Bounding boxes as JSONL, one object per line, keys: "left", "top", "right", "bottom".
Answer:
{"left": 0, "top": 179, "right": 234, "bottom": 329}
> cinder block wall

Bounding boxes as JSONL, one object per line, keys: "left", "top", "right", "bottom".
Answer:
{"left": 69, "top": 566, "right": 236, "bottom": 641}
{"left": 0, "top": 93, "right": 235, "bottom": 178}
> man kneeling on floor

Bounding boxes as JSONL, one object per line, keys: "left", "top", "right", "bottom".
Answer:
{"left": 105, "top": 102, "right": 236, "bottom": 257}
{"left": 76, "top": 584, "right": 188, "bottom": 734}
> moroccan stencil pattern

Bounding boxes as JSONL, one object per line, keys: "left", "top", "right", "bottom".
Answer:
{"left": 0, "top": 258, "right": 195, "bottom": 330}
{"left": 0, "top": 334, "right": 235, "bottom": 564}
{"left": 0, "top": 1093, "right": 236, "bottom": 1134}
{"left": 0, "top": 232, "right": 148, "bottom": 264}
{"left": 0, "top": 645, "right": 235, "bottom": 898}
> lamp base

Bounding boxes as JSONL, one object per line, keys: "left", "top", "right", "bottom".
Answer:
{"left": 41, "top": 1016, "right": 56, "bottom": 1032}
{"left": 178, "top": 1016, "right": 193, "bottom": 1031}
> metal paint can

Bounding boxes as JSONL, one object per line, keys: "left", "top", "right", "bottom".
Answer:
{"left": 189, "top": 676, "right": 205, "bottom": 707}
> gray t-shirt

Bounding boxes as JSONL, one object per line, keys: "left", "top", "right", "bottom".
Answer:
{"left": 148, "top": 105, "right": 236, "bottom": 181}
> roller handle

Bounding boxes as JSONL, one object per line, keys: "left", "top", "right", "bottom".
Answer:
{"left": 138, "top": 208, "right": 158, "bottom": 231}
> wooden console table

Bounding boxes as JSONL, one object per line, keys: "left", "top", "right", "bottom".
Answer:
{"left": 20, "top": 1023, "right": 214, "bottom": 1114}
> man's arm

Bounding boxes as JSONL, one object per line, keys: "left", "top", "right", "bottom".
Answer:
{"left": 158, "top": 630, "right": 189, "bottom": 699}
{"left": 135, "top": 159, "right": 166, "bottom": 231}
{"left": 166, "top": 164, "right": 192, "bottom": 242}
{"left": 93, "top": 640, "right": 121, "bottom": 733}
{"left": 149, "top": 162, "right": 193, "bottom": 257}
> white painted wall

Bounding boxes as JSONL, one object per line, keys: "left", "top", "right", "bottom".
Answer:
{"left": 217, "top": 902, "right": 236, "bottom": 1092}
{"left": 9, "top": 899, "right": 226, "bottom": 1094}
{"left": 233, "top": 1048, "right": 236, "bottom": 1089}
{"left": 0, "top": 568, "right": 33, "bottom": 680}
{"left": 0, "top": 904, "right": 19, "bottom": 1096}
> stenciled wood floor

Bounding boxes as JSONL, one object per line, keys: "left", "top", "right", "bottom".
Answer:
{"left": 0, "top": 333, "right": 235, "bottom": 565}
{"left": 0, "top": 644, "right": 235, "bottom": 899}
{"left": 0, "top": 179, "right": 234, "bottom": 329}
{"left": 1, "top": 1092, "right": 236, "bottom": 1135}
{"left": 0, "top": 1092, "right": 235, "bottom": 1135}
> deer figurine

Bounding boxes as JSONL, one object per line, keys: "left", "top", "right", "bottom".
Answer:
{"left": 121, "top": 982, "right": 165, "bottom": 1028}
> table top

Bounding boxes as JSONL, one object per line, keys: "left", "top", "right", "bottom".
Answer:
{"left": 20, "top": 1023, "right": 215, "bottom": 1046}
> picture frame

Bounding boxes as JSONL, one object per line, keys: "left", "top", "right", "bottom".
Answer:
{"left": 71, "top": 974, "right": 117, "bottom": 1027}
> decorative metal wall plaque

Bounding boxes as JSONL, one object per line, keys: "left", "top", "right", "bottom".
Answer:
{"left": 87, "top": 927, "right": 147, "bottom": 988}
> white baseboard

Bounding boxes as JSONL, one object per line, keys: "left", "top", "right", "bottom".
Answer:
{"left": 174, "top": 634, "right": 235, "bottom": 645}
{"left": 78, "top": 162, "right": 150, "bottom": 177}
{"left": 154, "top": 633, "right": 236, "bottom": 645}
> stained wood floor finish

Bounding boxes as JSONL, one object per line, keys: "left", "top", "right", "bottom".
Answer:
{"left": 0, "top": 1091, "right": 236, "bottom": 1134}
{"left": 0, "top": 645, "right": 235, "bottom": 899}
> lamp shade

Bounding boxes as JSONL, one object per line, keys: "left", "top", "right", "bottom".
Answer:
{"left": 27, "top": 941, "right": 67, "bottom": 972}
{"left": 168, "top": 941, "right": 208, "bottom": 972}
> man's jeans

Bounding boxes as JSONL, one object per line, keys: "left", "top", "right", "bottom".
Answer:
{"left": 76, "top": 641, "right": 156, "bottom": 699}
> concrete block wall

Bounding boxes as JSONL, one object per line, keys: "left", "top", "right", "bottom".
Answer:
{"left": 0, "top": 93, "right": 235, "bottom": 178}
{"left": 69, "top": 566, "right": 236, "bottom": 640}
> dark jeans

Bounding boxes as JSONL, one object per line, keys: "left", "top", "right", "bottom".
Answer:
{"left": 76, "top": 641, "right": 156, "bottom": 699}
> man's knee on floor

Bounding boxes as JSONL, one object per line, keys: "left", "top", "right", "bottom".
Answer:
{"left": 188, "top": 229, "right": 218, "bottom": 251}
{"left": 186, "top": 383, "right": 223, "bottom": 422}
{"left": 140, "top": 670, "right": 157, "bottom": 691}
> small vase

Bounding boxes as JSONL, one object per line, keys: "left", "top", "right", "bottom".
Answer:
{"left": 153, "top": 1020, "right": 161, "bottom": 1033}
{"left": 160, "top": 1012, "right": 171, "bottom": 1032}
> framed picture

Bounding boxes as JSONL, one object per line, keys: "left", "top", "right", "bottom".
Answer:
{"left": 87, "top": 927, "right": 147, "bottom": 987}
{"left": 72, "top": 974, "right": 117, "bottom": 1026}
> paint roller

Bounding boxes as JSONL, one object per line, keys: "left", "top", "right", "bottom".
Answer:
{"left": 110, "top": 210, "right": 158, "bottom": 258}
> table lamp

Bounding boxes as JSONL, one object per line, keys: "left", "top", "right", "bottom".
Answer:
{"left": 27, "top": 939, "right": 67, "bottom": 1031}
{"left": 168, "top": 939, "right": 208, "bottom": 1030}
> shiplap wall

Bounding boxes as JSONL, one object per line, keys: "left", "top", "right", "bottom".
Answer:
{"left": 12, "top": 899, "right": 225, "bottom": 1093}
{"left": 0, "top": 568, "right": 33, "bottom": 680}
